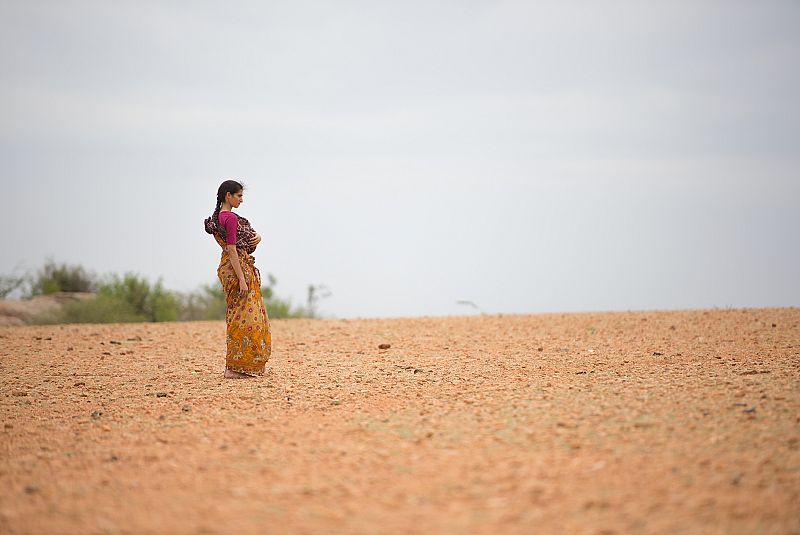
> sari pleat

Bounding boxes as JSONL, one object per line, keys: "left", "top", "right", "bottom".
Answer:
{"left": 214, "top": 235, "right": 272, "bottom": 376}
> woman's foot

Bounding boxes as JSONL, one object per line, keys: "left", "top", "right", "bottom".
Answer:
{"left": 224, "top": 368, "right": 252, "bottom": 379}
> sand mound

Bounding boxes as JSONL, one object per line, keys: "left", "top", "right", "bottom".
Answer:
{"left": 0, "top": 293, "right": 94, "bottom": 326}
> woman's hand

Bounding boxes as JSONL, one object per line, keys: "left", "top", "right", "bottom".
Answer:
{"left": 238, "top": 276, "right": 249, "bottom": 298}
{"left": 250, "top": 233, "right": 262, "bottom": 248}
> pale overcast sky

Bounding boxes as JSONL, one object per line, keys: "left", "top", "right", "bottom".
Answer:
{"left": 1, "top": 1, "right": 798, "bottom": 318}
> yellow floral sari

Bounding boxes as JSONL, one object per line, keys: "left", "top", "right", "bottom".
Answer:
{"left": 211, "top": 226, "right": 272, "bottom": 376}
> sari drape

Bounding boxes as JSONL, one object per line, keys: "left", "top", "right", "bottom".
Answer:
{"left": 208, "top": 216, "right": 272, "bottom": 376}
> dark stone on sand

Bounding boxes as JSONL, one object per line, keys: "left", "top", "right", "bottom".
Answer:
{"left": 156, "top": 392, "right": 168, "bottom": 398}
{"left": 91, "top": 409, "right": 103, "bottom": 418}
{"left": 378, "top": 343, "right": 391, "bottom": 349}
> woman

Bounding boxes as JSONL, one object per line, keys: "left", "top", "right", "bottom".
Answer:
{"left": 204, "top": 180, "right": 272, "bottom": 378}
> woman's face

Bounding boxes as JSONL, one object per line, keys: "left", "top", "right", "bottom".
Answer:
{"left": 226, "top": 189, "right": 244, "bottom": 208}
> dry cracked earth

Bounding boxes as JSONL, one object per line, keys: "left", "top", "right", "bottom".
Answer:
{"left": 1, "top": 308, "right": 799, "bottom": 534}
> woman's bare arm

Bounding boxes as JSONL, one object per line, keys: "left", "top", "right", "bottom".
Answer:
{"left": 226, "top": 245, "right": 249, "bottom": 297}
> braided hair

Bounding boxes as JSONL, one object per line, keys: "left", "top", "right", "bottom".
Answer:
{"left": 204, "top": 180, "right": 244, "bottom": 234}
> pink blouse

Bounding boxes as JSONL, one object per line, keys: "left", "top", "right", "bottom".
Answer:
{"left": 218, "top": 211, "right": 237, "bottom": 245}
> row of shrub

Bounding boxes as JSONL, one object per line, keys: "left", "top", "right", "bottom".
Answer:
{"left": 0, "top": 260, "right": 328, "bottom": 324}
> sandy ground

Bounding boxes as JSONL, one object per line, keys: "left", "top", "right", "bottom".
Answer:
{"left": 1, "top": 308, "right": 798, "bottom": 535}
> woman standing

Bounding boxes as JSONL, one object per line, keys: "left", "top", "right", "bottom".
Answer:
{"left": 204, "top": 180, "right": 272, "bottom": 378}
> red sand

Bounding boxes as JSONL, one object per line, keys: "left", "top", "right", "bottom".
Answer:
{"left": 1, "top": 308, "right": 798, "bottom": 534}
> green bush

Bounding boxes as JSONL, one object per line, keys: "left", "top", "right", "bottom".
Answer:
{"left": 28, "top": 259, "right": 96, "bottom": 296}
{"left": 10, "top": 260, "right": 328, "bottom": 324}
{"left": 179, "top": 284, "right": 226, "bottom": 321}
{"left": 0, "top": 275, "right": 25, "bottom": 299}
{"left": 262, "top": 275, "right": 323, "bottom": 319}
{"left": 35, "top": 273, "right": 179, "bottom": 324}
{"left": 99, "top": 273, "right": 179, "bottom": 322}
{"left": 180, "top": 274, "right": 315, "bottom": 320}
{"left": 35, "top": 294, "right": 146, "bottom": 324}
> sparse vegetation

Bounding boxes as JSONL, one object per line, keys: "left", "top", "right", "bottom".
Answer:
{"left": 0, "top": 274, "right": 25, "bottom": 299}
{"left": 28, "top": 259, "right": 96, "bottom": 296}
{"left": 4, "top": 260, "right": 328, "bottom": 324}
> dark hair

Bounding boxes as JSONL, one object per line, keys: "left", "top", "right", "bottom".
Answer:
{"left": 204, "top": 180, "right": 244, "bottom": 234}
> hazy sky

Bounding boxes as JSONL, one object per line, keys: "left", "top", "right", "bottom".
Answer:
{"left": 1, "top": 1, "right": 798, "bottom": 318}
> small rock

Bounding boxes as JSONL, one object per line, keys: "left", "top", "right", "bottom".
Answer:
{"left": 73, "top": 381, "right": 85, "bottom": 387}
{"left": 109, "top": 340, "right": 122, "bottom": 345}
{"left": 182, "top": 405, "right": 191, "bottom": 412}
{"left": 743, "top": 407, "right": 756, "bottom": 414}
{"left": 91, "top": 409, "right": 104, "bottom": 419}
{"left": 12, "top": 390, "right": 28, "bottom": 397}
{"left": 537, "top": 347, "right": 543, "bottom": 352}
{"left": 102, "top": 352, "right": 111, "bottom": 356}
{"left": 156, "top": 392, "right": 168, "bottom": 398}
{"left": 378, "top": 343, "right": 391, "bottom": 350}
{"left": 24, "top": 486, "right": 38, "bottom": 494}
{"left": 331, "top": 399, "right": 341, "bottom": 405}
{"left": 4, "top": 423, "right": 13, "bottom": 429}
{"left": 652, "top": 352, "right": 664, "bottom": 356}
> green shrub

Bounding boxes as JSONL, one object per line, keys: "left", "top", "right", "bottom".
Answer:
{"left": 179, "top": 284, "right": 226, "bottom": 321}
{"left": 34, "top": 294, "right": 145, "bottom": 324}
{"left": 11, "top": 260, "right": 328, "bottom": 324}
{"left": 0, "top": 275, "right": 25, "bottom": 299}
{"left": 28, "top": 259, "right": 96, "bottom": 296}
{"left": 99, "top": 273, "right": 179, "bottom": 322}
{"left": 178, "top": 274, "right": 322, "bottom": 320}
{"left": 262, "top": 275, "right": 321, "bottom": 319}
